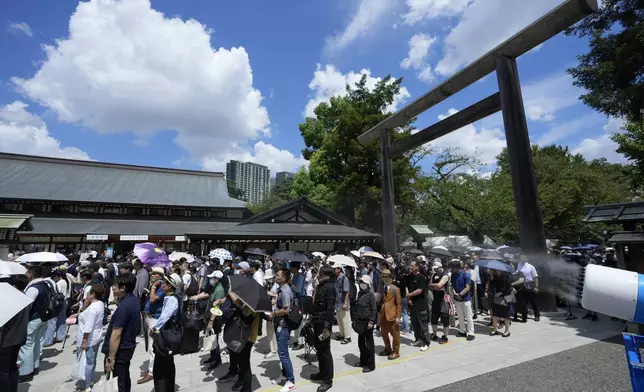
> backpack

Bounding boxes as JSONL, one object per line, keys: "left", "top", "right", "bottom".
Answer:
{"left": 37, "top": 281, "right": 65, "bottom": 322}
{"left": 185, "top": 274, "right": 199, "bottom": 297}
{"left": 345, "top": 275, "right": 357, "bottom": 304}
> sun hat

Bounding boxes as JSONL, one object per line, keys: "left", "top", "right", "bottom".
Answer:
{"left": 151, "top": 267, "right": 165, "bottom": 275}
{"left": 264, "top": 269, "right": 275, "bottom": 280}
{"left": 164, "top": 273, "right": 182, "bottom": 289}
{"left": 359, "top": 274, "right": 372, "bottom": 287}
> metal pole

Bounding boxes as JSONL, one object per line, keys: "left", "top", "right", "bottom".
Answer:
{"left": 380, "top": 128, "right": 397, "bottom": 254}
{"left": 495, "top": 55, "right": 547, "bottom": 254}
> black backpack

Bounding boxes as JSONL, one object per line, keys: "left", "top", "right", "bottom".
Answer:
{"left": 37, "top": 281, "right": 65, "bottom": 322}
{"left": 185, "top": 274, "right": 199, "bottom": 297}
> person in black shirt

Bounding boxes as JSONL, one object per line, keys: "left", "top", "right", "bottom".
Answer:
{"left": 309, "top": 265, "right": 336, "bottom": 392}
{"left": 405, "top": 261, "right": 430, "bottom": 351}
{"left": 103, "top": 273, "right": 141, "bottom": 392}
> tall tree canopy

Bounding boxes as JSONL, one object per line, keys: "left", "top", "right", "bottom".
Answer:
{"left": 299, "top": 75, "right": 423, "bottom": 232}
{"left": 566, "top": 0, "right": 644, "bottom": 122}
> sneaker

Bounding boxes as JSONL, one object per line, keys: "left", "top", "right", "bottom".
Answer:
{"left": 439, "top": 336, "right": 448, "bottom": 344}
{"left": 264, "top": 352, "right": 277, "bottom": 359}
{"left": 292, "top": 344, "right": 305, "bottom": 351}
{"left": 217, "top": 372, "right": 237, "bottom": 383}
{"left": 280, "top": 381, "right": 296, "bottom": 392}
{"left": 317, "top": 383, "right": 333, "bottom": 392}
{"left": 271, "top": 376, "right": 287, "bottom": 386}
{"left": 456, "top": 332, "right": 467, "bottom": 338}
{"left": 466, "top": 335, "right": 475, "bottom": 341}
{"left": 430, "top": 334, "right": 439, "bottom": 342}
{"left": 412, "top": 340, "right": 422, "bottom": 347}
{"left": 420, "top": 344, "right": 429, "bottom": 352}
{"left": 341, "top": 338, "right": 351, "bottom": 345}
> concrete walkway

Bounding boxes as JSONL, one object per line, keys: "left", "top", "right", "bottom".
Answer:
{"left": 24, "top": 314, "right": 623, "bottom": 392}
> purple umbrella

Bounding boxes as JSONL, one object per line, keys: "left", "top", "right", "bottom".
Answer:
{"left": 133, "top": 243, "right": 170, "bottom": 268}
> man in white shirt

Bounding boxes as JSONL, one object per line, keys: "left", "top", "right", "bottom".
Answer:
{"left": 45, "top": 269, "right": 69, "bottom": 346}
{"left": 74, "top": 284, "right": 105, "bottom": 390}
{"left": 516, "top": 255, "right": 540, "bottom": 322}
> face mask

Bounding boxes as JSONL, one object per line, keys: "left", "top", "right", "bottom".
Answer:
{"left": 359, "top": 283, "right": 369, "bottom": 291}
{"left": 234, "top": 270, "right": 240, "bottom": 275}
{"left": 209, "top": 278, "right": 216, "bottom": 286}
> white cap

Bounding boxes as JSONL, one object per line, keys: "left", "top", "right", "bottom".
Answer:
{"left": 207, "top": 270, "right": 224, "bottom": 279}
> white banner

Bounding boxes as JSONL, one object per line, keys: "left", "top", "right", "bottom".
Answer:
{"left": 120, "top": 235, "right": 148, "bottom": 241}
{"left": 86, "top": 234, "right": 108, "bottom": 241}
{"left": 174, "top": 236, "right": 186, "bottom": 242}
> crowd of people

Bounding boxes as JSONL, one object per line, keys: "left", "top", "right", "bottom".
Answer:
{"left": 0, "top": 245, "right": 611, "bottom": 392}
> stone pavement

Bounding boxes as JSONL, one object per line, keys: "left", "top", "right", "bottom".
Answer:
{"left": 24, "top": 314, "right": 624, "bottom": 392}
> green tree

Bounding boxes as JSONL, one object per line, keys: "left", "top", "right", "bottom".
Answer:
{"left": 290, "top": 166, "right": 335, "bottom": 209}
{"left": 566, "top": 0, "right": 644, "bottom": 122}
{"left": 227, "top": 180, "right": 245, "bottom": 201}
{"left": 611, "top": 120, "right": 644, "bottom": 185}
{"left": 493, "top": 145, "right": 633, "bottom": 243}
{"left": 298, "top": 74, "right": 423, "bottom": 232}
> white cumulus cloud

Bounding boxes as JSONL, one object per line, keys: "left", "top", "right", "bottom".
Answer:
{"left": 7, "top": 21, "right": 33, "bottom": 37}
{"left": 427, "top": 108, "right": 506, "bottom": 166}
{"left": 10, "top": 0, "right": 298, "bottom": 172}
{"left": 325, "top": 0, "right": 396, "bottom": 53}
{"left": 305, "top": 64, "right": 411, "bottom": 118}
{"left": 522, "top": 73, "right": 584, "bottom": 122}
{"left": 572, "top": 117, "right": 628, "bottom": 163}
{"left": 400, "top": 33, "right": 437, "bottom": 83}
{"left": 434, "top": 0, "right": 563, "bottom": 76}
{"left": 200, "top": 141, "right": 307, "bottom": 174}
{"left": 0, "top": 101, "right": 91, "bottom": 160}
{"left": 402, "top": 0, "right": 471, "bottom": 25}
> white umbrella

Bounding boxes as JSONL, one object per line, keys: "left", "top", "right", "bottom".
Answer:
{"left": 209, "top": 248, "right": 233, "bottom": 261}
{"left": 432, "top": 246, "right": 448, "bottom": 251}
{"left": 0, "top": 260, "right": 27, "bottom": 276}
{"left": 0, "top": 282, "right": 34, "bottom": 327}
{"left": 16, "top": 252, "right": 68, "bottom": 264}
{"left": 350, "top": 250, "right": 361, "bottom": 258}
{"left": 168, "top": 252, "right": 196, "bottom": 263}
{"left": 311, "top": 252, "right": 326, "bottom": 259}
{"left": 363, "top": 251, "right": 385, "bottom": 260}
{"left": 327, "top": 254, "right": 358, "bottom": 268}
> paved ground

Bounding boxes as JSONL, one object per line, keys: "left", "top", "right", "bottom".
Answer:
{"left": 429, "top": 334, "right": 631, "bottom": 392}
{"left": 23, "top": 313, "right": 626, "bottom": 392}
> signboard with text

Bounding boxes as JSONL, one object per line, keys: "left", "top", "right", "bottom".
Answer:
{"left": 119, "top": 235, "right": 149, "bottom": 241}
{"left": 86, "top": 234, "right": 108, "bottom": 241}
{"left": 174, "top": 236, "right": 186, "bottom": 242}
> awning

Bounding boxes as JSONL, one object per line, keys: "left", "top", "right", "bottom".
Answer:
{"left": 0, "top": 214, "right": 33, "bottom": 230}
{"left": 608, "top": 232, "right": 644, "bottom": 244}
{"left": 189, "top": 222, "right": 380, "bottom": 240}
{"left": 410, "top": 225, "right": 433, "bottom": 236}
{"left": 20, "top": 217, "right": 239, "bottom": 236}
{"left": 584, "top": 202, "right": 644, "bottom": 223}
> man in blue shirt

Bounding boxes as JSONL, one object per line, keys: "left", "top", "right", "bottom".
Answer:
{"left": 103, "top": 273, "right": 141, "bottom": 392}
{"left": 449, "top": 260, "right": 475, "bottom": 341}
{"left": 138, "top": 268, "right": 165, "bottom": 384}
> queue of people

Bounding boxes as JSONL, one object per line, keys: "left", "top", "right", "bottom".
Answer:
{"left": 1, "top": 245, "right": 561, "bottom": 392}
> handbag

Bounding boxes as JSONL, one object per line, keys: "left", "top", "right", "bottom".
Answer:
{"left": 440, "top": 281, "right": 455, "bottom": 316}
{"left": 71, "top": 350, "right": 87, "bottom": 381}
{"left": 92, "top": 375, "right": 117, "bottom": 392}
{"left": 152, "top": 295, "right": 184, "bottom": 356}
{"left": 223, "top": 316, "right": 252, "bottom": 353}
{"left": 202, "top": 329, "right": 218, "bottom": 352}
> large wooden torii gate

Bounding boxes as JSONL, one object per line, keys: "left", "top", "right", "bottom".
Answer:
{"left": 359, "top": 0, "right": 598, "bottom": 255}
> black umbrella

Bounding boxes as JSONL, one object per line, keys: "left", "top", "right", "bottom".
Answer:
{"left": 270, "top": 251, "right": 310, "bottom": 263}
{"left": 228, "top": 275, "right": 272, "bottom": 313}
{"left": 428, "top": 247, "right": 452, "bottom": 257}
{"left": 244, "top": 248, "right": 267, "bottom": 256}
{"left": 405, "top": 248, "right": 424, "bottom": 255}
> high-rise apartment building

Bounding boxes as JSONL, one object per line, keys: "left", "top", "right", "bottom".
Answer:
{"left": 275, "top": 171, "right": 294, "bottom": 187}
{"left": 226, "top": 160, "right": 270, "bottom": 204}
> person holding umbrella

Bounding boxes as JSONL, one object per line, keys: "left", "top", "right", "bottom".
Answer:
{"left": 0, "top": 278, "right": 33, "bottom": 392}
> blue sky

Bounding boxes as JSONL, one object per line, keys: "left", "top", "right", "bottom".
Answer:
{"left": 0, "top": 0, "right": 625, "bottom": 177}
